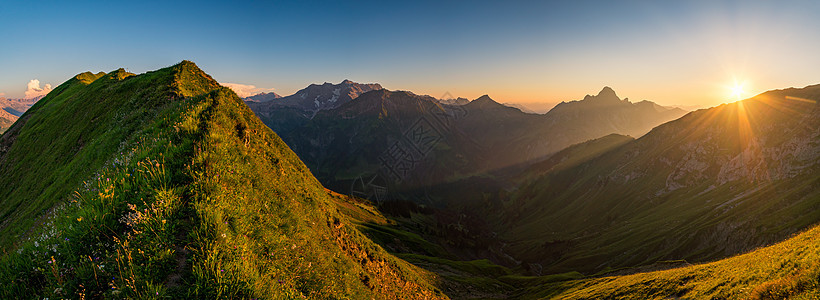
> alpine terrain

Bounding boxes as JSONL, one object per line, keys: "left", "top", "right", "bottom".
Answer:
{"left": 0, "top": 61, "right": 444, "bottom": 299}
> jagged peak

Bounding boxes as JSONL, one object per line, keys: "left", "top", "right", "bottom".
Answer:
{"left": 576, "top": 86, "right": 623, "bottom": 105}
{"left": 597, "top": 86, "right": 618, "bottom": 99}
{"left": 297, "top": 80, "right": 383, "bottom": 96}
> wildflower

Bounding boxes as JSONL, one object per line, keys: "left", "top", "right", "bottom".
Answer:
{"left": 77, "top": 217, "right": 83, "bottom": 222}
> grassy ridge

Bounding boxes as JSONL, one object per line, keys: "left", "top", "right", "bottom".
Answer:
{"left": 0, "top": 61, "right": 446, "bottom": 298}
{"left": 0, "top": 68, "right": 166, "bottom": 249}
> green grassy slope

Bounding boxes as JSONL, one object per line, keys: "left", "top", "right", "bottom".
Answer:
{"left": 526, "top": 223, "right": 820, "bottom": 299}
{"left": 505, "top": 85, "right": 820, "bottom": 274}
{"left": 0, "top": 61, "right": 445, "bottom": 299}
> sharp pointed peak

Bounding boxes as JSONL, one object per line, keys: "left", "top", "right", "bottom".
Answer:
{"left": 465, "top": 95, "right": 507, "bottom": 109}
{"left": 597, "top": 86, "right": 618, "bottom": 99}
{"left": 474, "top": 95, "right": 495, "bottom": 102}
{"left": 577, "top": 86, "right": 622, "bottom": 104}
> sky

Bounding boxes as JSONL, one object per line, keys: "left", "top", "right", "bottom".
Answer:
{"left": 1, "top": 0, "right": 819, "bottom": 108}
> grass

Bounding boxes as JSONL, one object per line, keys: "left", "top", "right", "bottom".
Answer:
{"left": 0, "top": 61, "right": 447, "bottom": 299}
{"left": 524, "top": 223, "right": 820, "bottom": 299}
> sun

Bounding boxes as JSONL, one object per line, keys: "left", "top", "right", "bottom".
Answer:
{"left": 729, "top": 82, "right": 745, "bottom": 101}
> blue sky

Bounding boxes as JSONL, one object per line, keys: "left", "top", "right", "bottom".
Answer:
{"left": 1, "top": 0, "right": 819, "bottom": 107}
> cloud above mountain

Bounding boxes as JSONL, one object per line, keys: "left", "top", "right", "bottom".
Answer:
{"left": 24, "top": 79, "right": 52, "bottom": 99}
{"left": 222, "top": 82, "right": 275, "bottom": 98}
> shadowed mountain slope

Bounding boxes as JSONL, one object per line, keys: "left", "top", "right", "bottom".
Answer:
{"left": 276, "top": 87, "right": 686, "bottom": 209}
{"left": 505, "top": 84, "right": 820, "bottom": 274}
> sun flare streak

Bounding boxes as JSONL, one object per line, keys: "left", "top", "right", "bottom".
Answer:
{"left": 730, "top": 83, "right": 745, "bottom": 101}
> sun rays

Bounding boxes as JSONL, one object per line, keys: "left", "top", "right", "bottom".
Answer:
{"left": 730, "top": 83, "right": 745, "bottom": 101}
{"left": 726, "top": 79, "right": 748, "bottom": 102}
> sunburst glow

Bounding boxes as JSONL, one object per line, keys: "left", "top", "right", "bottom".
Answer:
{"left": 730, "top": 82, "right": 745, "bottom": 101}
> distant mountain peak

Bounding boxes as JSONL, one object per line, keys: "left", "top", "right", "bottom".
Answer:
{"left": 465, "top": 95, "right": 513, "bottom": 110}
{"left": 598, "top": 86, "right": 618, "bottom": 99}
{"left": 467, "top": 95, "right": 497, "bottom": 106}
{"left": 579, "top": 86, "right": 623, "bottom": 104}
{"left": 244, "top": 91, "right": 282, "bottom": 102}
{"left": 474, "top": 95, "right": 495, "bottom": 103}
{"left": 247, "top": 78, "right": 385, "bottom": 120}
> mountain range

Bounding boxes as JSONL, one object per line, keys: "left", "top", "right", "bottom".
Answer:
{"left": 503, "top": 101, "right": 558, "bottom": 114}
{"left": 244, "top": 76, "right": 820, "bottom": 298}
{"left": 2, "top": 60, "right": 819, "bottom": 298}
{"left": 503, "top": 84, "right": 820, "bottom": 274}
{"left": 255, "top": 84, "right": 687, "bottom": 208}
{"left": 243, "top": 91, "right": 282, "bottom": 102}
{"left": 245, "top": 80, "right": 383, "bottom": 134}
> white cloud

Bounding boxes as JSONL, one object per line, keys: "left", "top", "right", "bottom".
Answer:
{"left": 221, "top": 82, "right": 274, "bottom": 98}
{"left": 24, "top": 79, "right": 53, "bottom": 99}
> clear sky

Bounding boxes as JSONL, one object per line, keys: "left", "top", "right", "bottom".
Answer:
{"left": 1, "top": 0, "right": 819, "bottom": 108}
